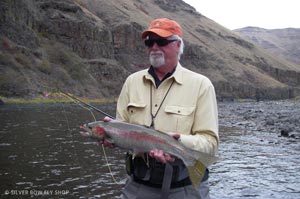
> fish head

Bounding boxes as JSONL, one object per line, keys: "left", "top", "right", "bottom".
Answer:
{"left": 92, "top": 125, "right": 106, "bottom": 138}
{"left": 80, "top": 122, "right": 106, "bottom": 141}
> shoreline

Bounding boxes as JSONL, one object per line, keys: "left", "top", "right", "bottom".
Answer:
{"left": 1, "top": 96, "right": 299, "bottom": 105}
{"left": 0, "top": 94, "right": 118, "bottom": 105}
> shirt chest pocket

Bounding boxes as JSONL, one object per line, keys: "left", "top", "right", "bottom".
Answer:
{"left": 164, "top": 105, "right": 195, "bottom": 134}
{"left": 127, "top": 102, "right": 147, "bottom": 125}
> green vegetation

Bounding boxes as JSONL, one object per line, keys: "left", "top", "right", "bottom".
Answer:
{"left": 46, "top": 43, "right": 86, "bottom": 82}
{"left": 38, "top": 59, "right": 51, "bottom": 74}
{"left": 14, "top": 52, "right": 31, "bottom": 69}
{"left": 0, "top": 93, "right": 117, "bottom": 104}
{"left": 1, "top": 97, "right": 71, "bottom": 104}
{"left": 294, "top": 96, "right": 300, "bottom": 100}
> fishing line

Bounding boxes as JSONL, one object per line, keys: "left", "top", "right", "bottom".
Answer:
{"left": 59, "top": 100, "right": 86, "bottom": 187}
{"left": 60, "top": 92, "right": 123, "bottom": 185}
{"left": 24, "top": 82, "right": 123, "bottom": 186}
{"left": 60, "top": 91, "right": 114, "bottom": 119}
{"left": 100, "top": 144, "right": 123, "bottom": 185}
{"left": 59, "top": 92, "right": 97, "bottom": 120}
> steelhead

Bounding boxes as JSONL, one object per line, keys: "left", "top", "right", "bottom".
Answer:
{"left": 80, "top": 120, "right": 217, "bottom": 187}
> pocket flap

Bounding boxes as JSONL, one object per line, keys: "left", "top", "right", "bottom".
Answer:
{"left": 127, "top": 102, "right": 146, "bottom": 109}
{"left": 165, "top": 105, "right": 195, "bottom": 116}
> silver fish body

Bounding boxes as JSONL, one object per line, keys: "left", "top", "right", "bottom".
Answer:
{"left": 81, "top": 120, "right": 217, "bottom": 187}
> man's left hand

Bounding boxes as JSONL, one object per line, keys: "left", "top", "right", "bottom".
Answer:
{"left": 148, "top": 132, "right": 181, "bottom": 163}
{"left": 149, "top": 149, "right": 175, "bottom": 164}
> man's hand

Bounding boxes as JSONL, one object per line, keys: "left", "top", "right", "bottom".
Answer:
{"left": 149, "top": 132, "right": 180, "bottom": 163}
{"left": 98, "top": 116, "right": 115, "bottom": 148}
{"left": 103, "top": 116, "right": 112, "bottom": 122}
{"left": 167, "top": 132, "right": 181, "bottom": 141}
{"left": 149, "top": 149, "right": 175, "bottom": 164}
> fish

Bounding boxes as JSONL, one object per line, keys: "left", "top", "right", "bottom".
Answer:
{"left": 80, "top": 119, "right": 218, "bottom": 187}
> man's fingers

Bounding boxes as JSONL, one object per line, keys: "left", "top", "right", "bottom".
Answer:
{"left": 149, "top": 149, "right": 175, "bottom": 163}
{"left": 164, "top": 153, "right": 175, "bottom": 162}
{"left": 167, "top": 132, "right": 180, "bottom": 140}
{"left": 103, "top": 116, "right": 112, "bottom": 122}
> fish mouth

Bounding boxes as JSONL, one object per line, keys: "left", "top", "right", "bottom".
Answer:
{"left": 79, "top": 123, "right": 106, "bottom": 141}
{"left": 79, "top": 131, "right": 91, "bottom": 137}
{"left": 79, "top": 124, "right": 92, "bottom": 136}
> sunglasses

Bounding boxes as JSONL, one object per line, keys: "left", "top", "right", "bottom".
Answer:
{"left": 144, "top": 38, "right": 177, "bottom": 47}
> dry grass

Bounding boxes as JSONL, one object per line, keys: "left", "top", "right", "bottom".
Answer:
{"left": 1, "top": 93, "right": 117, "bottom": 104}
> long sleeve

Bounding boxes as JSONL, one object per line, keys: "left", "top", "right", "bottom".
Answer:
{"left": 180, "top": 78, "right": 219, "bottom": 155}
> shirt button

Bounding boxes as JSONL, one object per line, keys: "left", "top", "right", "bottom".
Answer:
{"left": 155, "top": 104, "right": 158, "bottom": 107}
{"left": 178, "top": 110, "right": 181, "bottom": 113}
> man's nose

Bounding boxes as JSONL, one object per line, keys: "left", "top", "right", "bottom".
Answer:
{"left": 151, "top": 42, "right": 160, "bottom": 49}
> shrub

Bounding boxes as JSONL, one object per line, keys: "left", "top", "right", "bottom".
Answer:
{"left": 38, "top": 59, "right": 52, "bottom": 74}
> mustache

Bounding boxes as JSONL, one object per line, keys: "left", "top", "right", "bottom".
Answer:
{"left": 150, "top": 51, "right": 164, "bottom": 56}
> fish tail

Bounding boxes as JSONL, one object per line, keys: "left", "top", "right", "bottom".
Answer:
{"left": 187, "top": 159, "right": 207, "bottom": 188}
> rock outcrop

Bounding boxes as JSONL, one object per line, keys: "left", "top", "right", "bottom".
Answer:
{"left": 234, "top": 27, "right": 300, "bottom": 66}
{"left": 1, "top": 0, "right": 300, "bottom": 99}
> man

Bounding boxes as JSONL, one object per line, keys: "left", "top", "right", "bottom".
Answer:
{"left": 110, "top": 18, "right": 219, "bottom": 199}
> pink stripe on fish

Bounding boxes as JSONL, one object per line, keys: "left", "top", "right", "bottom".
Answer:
{"left": 117, "top": 130, "right": 167, "bottom": 144}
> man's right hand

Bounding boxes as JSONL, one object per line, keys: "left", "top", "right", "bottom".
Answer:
{"left": 103, "top": 116, "right": 112, "bottom": 122}
{"left": 98, "top": 117, "right": 115, "bottom": 148}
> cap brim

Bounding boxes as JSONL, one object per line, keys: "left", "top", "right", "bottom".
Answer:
{"left": 141, "top": 29, "right": 173, "bottom": 39}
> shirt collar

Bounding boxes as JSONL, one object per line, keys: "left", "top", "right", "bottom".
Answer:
{"left": 148, "top": 66, "right": 175, "bottom": 88}
{"left": 144, "top": 63, "right": 184, "bottom": 86}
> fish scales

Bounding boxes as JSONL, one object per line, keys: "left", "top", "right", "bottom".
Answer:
{"left": 80, "top": 120, "right": 218, "bottom": 187}
{"left": 92, "top": 121, "right": 196, "bottom": 164}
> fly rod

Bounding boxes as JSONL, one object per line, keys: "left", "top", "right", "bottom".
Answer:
{"left": 61, "top": 91, "right": 115, "bottom": 119}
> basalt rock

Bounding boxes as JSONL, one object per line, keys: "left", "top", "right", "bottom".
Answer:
{"left": 0, "top": 0, "right": 299, "bottom": 99}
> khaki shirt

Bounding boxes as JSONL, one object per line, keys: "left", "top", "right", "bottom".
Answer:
{"left": 116, "top": 63, "right": 219, "bottom": 155}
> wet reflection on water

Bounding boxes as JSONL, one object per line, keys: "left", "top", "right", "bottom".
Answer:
{"left": 0, "top": 102, "right": 299, "bottom": 199}
{"left": 212, "top": 128, "right": 300, "bottom": 199}
{"left": 0, "top": 103, "right": 126, "bottom": 199}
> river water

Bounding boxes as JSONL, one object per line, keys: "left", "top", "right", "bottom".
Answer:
{"left": 0, "top": 101, "right": 299, "bottom": 199}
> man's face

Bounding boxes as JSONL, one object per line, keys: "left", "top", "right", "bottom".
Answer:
{"left": 146, "top": 33, "right": 180, "bottom": 68}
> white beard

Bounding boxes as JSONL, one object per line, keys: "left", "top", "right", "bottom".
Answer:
{"left": 149, "top": 51, "right": 165, "bottom": 68}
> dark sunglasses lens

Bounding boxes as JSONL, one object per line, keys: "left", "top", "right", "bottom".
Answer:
{"left": 156, "top": 39, "right": 169, "bottom": 46}
{"left": 145, "top": 39, "right": 155, "bottom": 47}
{"left": 145, "top": 39, "right": 172, "bottom": 47}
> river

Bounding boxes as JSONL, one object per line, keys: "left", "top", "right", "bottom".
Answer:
{"left": 0, "top": 100, "right": 299, "bottom": 199}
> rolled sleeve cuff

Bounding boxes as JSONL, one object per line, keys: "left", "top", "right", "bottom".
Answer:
{"left": 180, "top": 133, "right": 218, "bottom": 155}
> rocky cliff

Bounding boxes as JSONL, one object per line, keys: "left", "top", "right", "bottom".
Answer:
{"left": 1, "top": 0, "right": 300, "bottom": 100}
{"left": 234, "top": 27, "right": 300, "bottom": 66}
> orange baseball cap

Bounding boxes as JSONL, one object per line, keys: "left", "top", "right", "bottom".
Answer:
{"left": 141, "top": 18, "right": 182, "bottom": 39}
